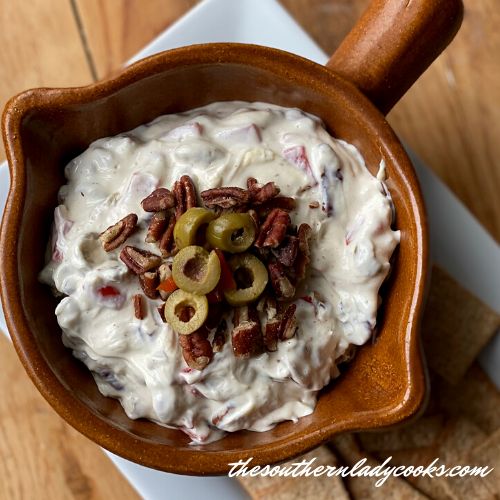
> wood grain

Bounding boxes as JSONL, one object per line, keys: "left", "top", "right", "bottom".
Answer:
{"left": 282, "top": 0, "right": 500, "bottom": 241}
{"left": 0, "top": 334, "right": 139, "bottom": 500}
{"left": 0, "top": 0, "right": 94, "bottom": 160}
{"left": 388, "top": 0, "right": 500, "bottom": 242}
{"left": 280, "top": 0, "right": 367, "bottom": 54}
{"left": 74, "top": 0, "right": 199, "bottom": 78}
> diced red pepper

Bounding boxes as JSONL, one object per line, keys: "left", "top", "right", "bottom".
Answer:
{"left": 157, "top": 276, "right": 179, "bottom": 293}
{"left": 98, "top": 286, "right": 121, "bottom": 297}
{"left": 206, "top": 285, "right": 224, "bottom": 304}
{"left": 283, "top": 145, "right": 316, "bottom": 182}
{"left": 215, "top": 249, "right": 236, "bottom": 291}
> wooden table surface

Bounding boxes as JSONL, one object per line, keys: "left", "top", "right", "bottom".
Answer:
{"left": 0, "top": 1, "right": 498, "bottom": 498}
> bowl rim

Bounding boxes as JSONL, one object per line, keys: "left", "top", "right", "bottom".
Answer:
{"left": 0, "top": 42, "right": 428, "bottom": 475}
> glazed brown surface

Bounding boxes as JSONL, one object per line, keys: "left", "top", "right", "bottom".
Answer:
{"left": 0, "top": 0, "right": 462, "bottom": 475}
{"left": 328, "top": 0, "right": 465, "bottom": 114}
{"left": 1, "top": 45, "right": 428, "bottom": 474}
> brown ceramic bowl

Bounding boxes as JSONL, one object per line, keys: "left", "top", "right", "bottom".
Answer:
{"left": 0, "top": 0, "right": 462, "bottom": 474}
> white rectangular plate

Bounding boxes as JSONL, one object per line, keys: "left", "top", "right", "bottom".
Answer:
{"left": 1, "top": 0, "right": 498, "bottom": 497}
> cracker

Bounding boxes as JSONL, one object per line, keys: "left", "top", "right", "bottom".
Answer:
{"left": 437, "top": 416, "right": 487, "bottom": 462}
{"left": 330, "top": 435, "right": 428, "bottom": 499}
{"left": 434, "top": 363, "right": 500, "bottom": 434}
{"left": 357, "top": 415, "right": 445, "bottom": 452}
{"left": 385, "top": 448, "right": 456, "bottom": 500}
{"left": 237, "top": 446, "right": 349, "bottom": 500}
{"left": 369, "top": 417, "right": 488, "bottom": 500}
{"left": 343, "top": 470, "right": 429, "bottom": 499}
{"left": 463, "top": 428, "right": 500, "bottom": 497}
{"left": 433, "top": 417, "right": 492, "bottom": 498}
{"left": 444, "top": 473, "right": 494, "bottom": 500}
{"left": 421, "top": 266, "right": 500, "bottom": 385}
{"left": 438, "top": 421, "right": 498, "bottom": 499}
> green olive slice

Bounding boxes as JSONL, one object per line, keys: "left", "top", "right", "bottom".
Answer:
{"left": 206, "top": 213, "right": 256, "bottom": 253}
{"left": 224, "top": 253, "right": 268, "bottom": 306}
{"left": 163, "top": 289, "right": 208, "bottom": 335}
{"left": 174, "top": 207, "right": 216, "bottom": 249}
{"left": 172, "top": 245, "right": 221, "bottom": 295}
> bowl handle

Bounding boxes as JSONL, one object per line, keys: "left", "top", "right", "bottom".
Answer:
{"left": 327, "top": 0, "right": 463, "bottom": 115}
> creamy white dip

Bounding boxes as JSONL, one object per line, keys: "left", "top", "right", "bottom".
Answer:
{"left": 40, "top": 101, "right": 400, "bottom": 443}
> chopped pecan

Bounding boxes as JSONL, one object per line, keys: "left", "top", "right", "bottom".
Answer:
{"left": 258, "top": 296, "right": 280, "bottom": 351}
{"left": 247, "top": 177, "right": 280, "bottom": 204}
{"left": 174, "top": 175, "right": 197, "bottom": 219}
{"left": 141, "top": 188, "right": 175, "bottom": 212}
{"left": 138, "top": 270, "right": 159, "bottom": 299}
{"left": 257, "top": 294, "right": 277, "bottom": 316}
{"left": 255, "top": 208, "right": 290, "bottom": 248}
{"left": 120, "top": 246, "right": 162, "bottom": 274}
{"left": 145, "top": 211, "right": 169, "bottom": 243}
{"left": 228, "top": 205, "right": 250, "bottom": 214}
{"left": 246, "top": 177, "right": 258, "bottom": 191}
{"left": 133, "top": 294, "right": 145, "bottom": 320}
{"left": 179, "top": 326, "right": 213, "bottom": 371}
{"left": 200, "top": 186, "right": 250, "bottom": 209}
{"left": 309, "top": 201, "right": 320, "bottom": 209}
{"left": 298, "top": 223, "right": 311, "bottom": 252}
{"left": 248, "top": 208, "right": 260, "bottom": 229}
{"left": 233, "top": 302, "right": 260, "bottom": 325}
{"left": 254, "top": 246, "right": 271, "bottom": 263}
{"left": 256, "top": 196, "right": 296, "bottom": 217}
{"left": 157, "top": 304, "right": 166, "bottom": 323}
{"left": 99, "top": 213, "right": 138, "bottom": 252}
{"left": 295, "top": 223, "right": 312, "bottom": 281}
{"left": 231, "top": 305, "right": 263, "bottom": 358}
{"left": 272, "top": 235, "right": 299, "bottom": 267}
{"left": 159, "top": 213, "right": 176, "bottom": 257}
{"left": 212, "top": 319, "right": 227, "bottom": 353}
{"left": 260, "top": 299, "right": 297, "bottom": 349}
{"left": 263, "top": 319, "right": 281, "bottom": 351}
{"left": 268, "top": 261, "right": 295, "bottom": 299}
{"left": 280, "top": 303, "right": 297, "bottom": 339}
